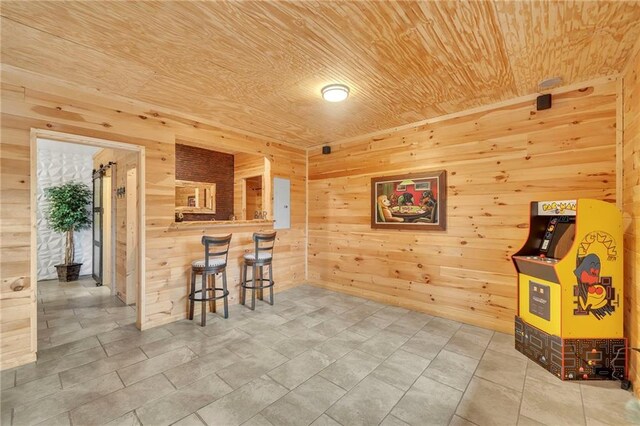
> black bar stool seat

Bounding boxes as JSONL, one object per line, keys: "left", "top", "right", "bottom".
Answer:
{"left": 189, "top": 234, "right": 232, "bottom": 325}
{"left": 240, "top": 232, "right": 276, "bottom": 310}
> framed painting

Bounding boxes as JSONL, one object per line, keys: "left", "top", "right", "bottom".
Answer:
{"left": 371, "top": 170, "right": 446, "bottom": 231}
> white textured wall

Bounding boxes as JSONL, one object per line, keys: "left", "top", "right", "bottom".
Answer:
{"left": 37, "top": 139, "right": 99, "bottom": 280}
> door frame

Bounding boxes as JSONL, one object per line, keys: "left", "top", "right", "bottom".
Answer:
{"left": 30, "top": 129, "right": 146, "bottom": 341}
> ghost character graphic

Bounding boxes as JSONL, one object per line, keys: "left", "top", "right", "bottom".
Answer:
{"left": 574, "top": 253, "right": 609, "bottom": 318}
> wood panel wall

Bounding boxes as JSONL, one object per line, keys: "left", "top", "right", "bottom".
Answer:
{"left": 308, "top": 80, "right": 618, "bottom": 334}
{"left": 622, "top": 43, "right": 640, "bottom": 394}
{"left": 0, "top": 65, "right": 306, "bottom": 370}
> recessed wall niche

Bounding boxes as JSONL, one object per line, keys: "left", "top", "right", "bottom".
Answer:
{"left": 175, "top": 143, "right": 270, "bottom": 222}
{"left": 175, "top": 144, "right": 234, "bottom": 221}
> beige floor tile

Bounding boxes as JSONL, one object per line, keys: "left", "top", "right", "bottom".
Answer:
{"left": 474, "top": 348, "right": 527, "bottom": 392}
{"left": 457, "top": 377, "right": 521, "bottom": 426}
{"left": 2, "top": 373, "right": 61, "bottom": 409}
{"left": 520, "top": 374, "right": 584, "bottom": 426}
{"left": 581, "top": 381, "right": 636, "bottom": 426}
{"left": 319, "top": 349, "right": 383, "bottom": 390}
{"left": 216, "top": 348, "right": 288, "bottom": 389}
{"left": 380, "top": 414, "right": 410, "bottom": 426}
{"left": 358, "top": 330, "right": 410, "bottom": 358}
{"left": 421, "top": 317, "right": 462, "bottom": 338}
{"left": 444, "top": 330, "right": 491, "bottom": 360}
{"left": 70, "top": 374, "right": 174, "bottom": 425}
{"left": 173, "top": 413, "right": 207, "bottom": 426}
{"left": 34, "top": 411, "right": 72, "bottom": 426}
{"left": 486, "top": 332, "right": 527, "bottom": 361}
{"left": 60, "top": 347, "right": 146, "bottom": 387}
{"left": 268, "top": 349, "right": 336, "bottom": 390}
{"left": 392, "top": 376, "right": 462, "bottom": 426}
{"left": 164, "top": 347, "right": 241, "bottom": 389}
{"left": 242, "top": 413, "right": 274, "bottom": 426}
{"left": 266, "top": 329, "right": 328, "bottom": 359}
{"left": 103, "top": 411, "right": 142, "bottom": 426}
{"left": 136, "top": 373, "right": 232, "bottom": 426}
{"left": 310, "top": 414, "right": 342, "bottom": 426}
{"left": 1, "top": 369, "right": 15, "bottom": 391}
{"left": 35, "top": 336, "right": 101, "bottom": 364}
{"left": 315, "top": 330, "right": 368, "bottom": 359}
{"left": 401, "top": 330, "right": 451, "bottom": 360}
{"left": 422, "top": 349, "right": 479, "bottom": 391}
{"left": 197, "top": 376, "right": 288, "bottom": 426}
{"left": 327, "top": 376, "right": 404, "bottom": 426}
{"left": 13, "top": 372, "right": 123, "bottom": 425}
{"left": 101, "top": 327, "right": 173, "bottom": 357}
{"left": 449, "top": 415, "right": 477, "bottom": 426}
{"left": 17, "top": 346, "right": 106, "bottom": 385}
{"left": 261, "top": 376, "right": 345, "bottom": 426}
{"left": 371, "top": 349, "right": 431, "bottom": 391}
{"left": 117, "top": 346, "right": 198, "bottom": 386}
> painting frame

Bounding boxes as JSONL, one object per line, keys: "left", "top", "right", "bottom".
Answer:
{"left": 371, "top": 170, "right": 447, "bottom": 231}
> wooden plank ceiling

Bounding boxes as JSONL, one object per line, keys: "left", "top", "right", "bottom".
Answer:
{"left": 2, "top": 1, "right": 640, "bottom": 147}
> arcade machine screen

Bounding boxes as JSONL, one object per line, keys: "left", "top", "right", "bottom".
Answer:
{"left": 538, "top": 216, "right": 575, "bottom": 261}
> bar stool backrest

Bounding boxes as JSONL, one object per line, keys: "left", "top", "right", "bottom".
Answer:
{"left": 202, "top": 234, "right": 232, "bottom": 269}
{"left": 252, "top": 232, "right": 276, "bottom": 261}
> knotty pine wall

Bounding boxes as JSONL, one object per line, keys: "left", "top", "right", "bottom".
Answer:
{"left": 308, "top": 80, "right": 618, "bottom": 334}
{"left": 0, "top": 66, "right": 306, "bottom": 370}
{"left": 622, "top": 44, "right": 640, "bottom": 394}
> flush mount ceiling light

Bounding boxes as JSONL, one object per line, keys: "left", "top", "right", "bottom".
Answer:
{"left": 321, "top": 84, "right": 350, "bottom": 102}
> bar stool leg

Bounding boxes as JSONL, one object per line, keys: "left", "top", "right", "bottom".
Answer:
{"left": 269, "top": 264, "right": 274, "bottom": 305}
{"left": 210, "top": 274, "right": 216, "bottom": 313}
{"left": 240, "top": 263, "right": 246, "bottom": 305}
{"left": 222, "top": 269, "right": 229, "bottom": 319}
{"left": 189, "top": 269, "right": 196, "bottom": 320}
{"left": 251, "top": 264, "right": 257, "bottom": 310}
{"left": 201, "top": 272, "right": 207, "bottom": 326}
{"left": 258, "top": 266, "right": 264, "bottom": 301}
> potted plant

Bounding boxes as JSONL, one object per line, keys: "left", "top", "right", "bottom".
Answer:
{"left": 44, "top": 181, "right": 92, "bottom": 282}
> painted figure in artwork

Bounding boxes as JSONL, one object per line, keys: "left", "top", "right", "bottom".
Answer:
{"left": 377, "top": 195, "right": 404, "bottom": 222}
{"left": 397, "top": 192, "right": 414, "bottom": 206}
{"left": 573, "top": 253, "right": 614, "bottom": 319}
{"left": 420, "top": 190, "right": 437, "bottom": 222}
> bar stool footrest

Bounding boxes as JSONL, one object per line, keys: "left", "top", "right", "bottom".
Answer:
{"left": 189, "top": 288, "right": 229, "bottom": 302}
{"left": 241, "top": 278, "right": 274, "bottom": 290}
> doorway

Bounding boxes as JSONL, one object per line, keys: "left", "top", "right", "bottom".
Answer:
{"left": 31, "top": 129, "right": 145, "bottom": 355}
{"left": 244, "top": 175, "right": 263, "bottom": 219}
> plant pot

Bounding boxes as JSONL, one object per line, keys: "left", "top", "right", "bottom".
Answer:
{"left": 55, "top": 263, "right": 82, "bottom": 282}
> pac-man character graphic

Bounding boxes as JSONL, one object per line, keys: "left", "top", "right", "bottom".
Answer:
{"left": 573, "top": 253, "right": 615, "bottom": 319}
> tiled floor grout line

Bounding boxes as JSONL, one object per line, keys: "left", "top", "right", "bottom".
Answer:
{"left": 249, "top": 305, "right": 404, "bottom": 425}
{"left": 580, "top": 381, "right": 588, "bottom": 426}
{"left": 447, "top": 330, "right": 495, "bottom": 426}
{"left": 318, "top": 312, "right": 434, "bottom": 426}
{"left": 10, "top": 283, "right": 631, "bottom": 426}
{"left": 515, "top": 357, "right": 530, "bottom": 426}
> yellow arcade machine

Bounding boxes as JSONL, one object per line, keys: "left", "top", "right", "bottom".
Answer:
{"left": 512, "top": 199, "right": 626, "bottom": 381}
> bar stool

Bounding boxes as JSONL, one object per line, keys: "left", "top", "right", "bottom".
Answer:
{"left": 240, "top": 232, "right": 276, "bottom": 310}
{"left": 189, "top": 234, "right": 232, "bottom": 326}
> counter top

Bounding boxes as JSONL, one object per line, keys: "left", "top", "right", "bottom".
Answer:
{"left": 169, "top": 219, "right": 274, "bottom": 230}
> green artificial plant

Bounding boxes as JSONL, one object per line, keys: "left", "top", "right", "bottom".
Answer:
{"left": 44, "top": 181, "right": 92, "bottom": 265}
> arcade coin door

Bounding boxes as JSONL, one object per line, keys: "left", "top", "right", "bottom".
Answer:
{"left": 512, "top": 199, "right": 625, "bottom": 380}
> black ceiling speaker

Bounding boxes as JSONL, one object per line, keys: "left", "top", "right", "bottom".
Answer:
{"left": 536, "top": 94, "right": 552, "bottom": 111}
{"left": 322, "top": 146, "right": 331, "bottom": 155}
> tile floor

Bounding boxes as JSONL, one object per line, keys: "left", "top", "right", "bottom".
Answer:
{"left": 1, "top": 277, "right": 638, "bottom": 426}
